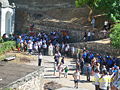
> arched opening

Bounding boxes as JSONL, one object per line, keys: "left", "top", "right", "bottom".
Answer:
{"left": 5, "top": 11, "right": 12, "bottom": 34}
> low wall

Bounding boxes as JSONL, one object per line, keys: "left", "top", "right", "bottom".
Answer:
{"left": 2, "top": 67, "right": 44, "bottom": 90}
{"left": 70, "top": 39, "right": 120, "bottom": 56}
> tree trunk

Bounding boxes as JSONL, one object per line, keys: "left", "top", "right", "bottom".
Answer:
{"left": 87, "top": 5, "right": 93, "bottom": 22}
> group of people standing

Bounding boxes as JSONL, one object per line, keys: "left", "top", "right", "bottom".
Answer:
{"left": 72, "top": 48, "right": 120, "bottom": 90}
{"left": 14, "top": 30, "right": 120, "bottom": 90}
{"left": 15, "top": 31, "right": 70, "bottom": 55}
{"left": 83, "top": 31, "right": 95, "bottom": 41}
{"left": 51, "top": 44, "right": 120, "bottom": 90}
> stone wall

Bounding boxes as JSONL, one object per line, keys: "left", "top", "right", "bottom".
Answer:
{"left": 9, "top": 0, "right": 75, "bottom": 6}
{"left": 2, "top": 67, "right": 44, "bottom": 90}
{"left": 36, "top": 25, "right": 109, "bottom": 43}
{"left": 70, "top": 40, "right": 120, "bottom": 56}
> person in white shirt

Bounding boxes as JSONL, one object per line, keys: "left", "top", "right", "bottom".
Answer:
{"left": 94, "top": 69, "right": 101, "bottom": 90}
{"left": 58, "top": 62, "right": 64, "bottom": 78}
{"left": 61, "top": 42, "right": 65, "bottom": 55}
{"left": 65, "top": 44, "right": 70, "bottom": 57}
{"left": 38, "top": 40, "right": 42, "bottom": 47}
{"left": 87, "top": 31, "right": 91, "bottom": 41}
{"left": 20, "top": 39, "right": 24, "bottom": 51}
{"left": 91, "top": 17, "right": 95, "bottom": 28}
{"left": 34, "top": 42, "right": 38, "bottom": 53}
{"left": 38, "top": 53, "right": 43, "bottom": 66}
{"left": 73, "top": 69, "right": 80, "bottom": 89}
{"left": 27, "top": 41, "right": 33, "bottom": 54}
{"left": 48, "top": 43, "right": 54, "bottom": 56}
{"left": 104, "top": 20, "right": 109, "bottom": 30}
{"left": 99, "top": 70, "right": 109, "bottom": 90}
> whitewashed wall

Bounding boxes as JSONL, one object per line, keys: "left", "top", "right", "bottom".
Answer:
{"left": 0, "top": 7, "right": 14, "bottom": 36}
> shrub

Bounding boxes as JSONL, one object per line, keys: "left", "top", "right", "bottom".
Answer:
{"left": 0, "top": 41, "right": 16, "bottom": 55}
{"left": 0, "top": 37, "right": 3, "bottom": 43}
{"left": 110, "top": 23, "right": 120, "bottom": 48}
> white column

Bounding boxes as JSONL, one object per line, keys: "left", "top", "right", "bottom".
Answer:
{"left": 0, "top": 8, "right": 6, "bottom": 36}
{"left": 0, "top": 7, "right": 14, "bottom": 36}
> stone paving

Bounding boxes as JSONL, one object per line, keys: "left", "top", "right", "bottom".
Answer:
{"left": 0, "top": 61, "right": 39, "bottom": 88}
{"left": 43, "top": 56, "right": 94, "bottom": 90}
{"left": 2, "top": 52, "right": 95, "bottom": 90}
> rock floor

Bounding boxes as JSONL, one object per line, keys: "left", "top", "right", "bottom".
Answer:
{"left": 43, "top": 56, "right": 94, "bottom": 90}
{"left": 1, "top": 51, "right": 95, "bottom": 90}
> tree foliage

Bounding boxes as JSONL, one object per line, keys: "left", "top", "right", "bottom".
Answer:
{"left": 75, "top": 0, "right": 120, "bottom": 48}
{"left": 97, "top": 0, "right": 120, "bottom": 21}
{"left": 75, "top": 0, "right": 120, "bottom": 21}
{"left": 75, "top": 0, "right": 102, "bottom": 21}
{"left": 75, "top": 0, "right": 101, "bottom": 8}
{"left": 110, "top": 23, "right": 120, "bottom": 48}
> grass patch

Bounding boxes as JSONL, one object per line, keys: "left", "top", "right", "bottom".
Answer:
{"left": 0, "top": 41, "right": 16, "bottom": 60}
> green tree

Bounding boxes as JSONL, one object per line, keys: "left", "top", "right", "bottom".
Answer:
{"left": 110, "top": 23, "right": 120, "bottom": 48}
{"left": 97, "top": 0, "right": 120, "bottom": 21}
{"left": 75, "top": 0, "right": 120, "bottom": 22}
{"left": 75, "top": 0, "right": 101, "bottom": 21}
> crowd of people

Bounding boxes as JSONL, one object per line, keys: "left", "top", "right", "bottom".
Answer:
{"left": 15, "top": 31, "right": 70, "bottom": 54}
{"left": 76, "top": 48, "right": 120, "bottom": 90}
{"left": 2, "top": 29, "right": 119, "bottom": 90}
{"left": 52, "top": 45, "right": 120, "bottom": 90}
{"left": 83, "top": 31, "right": 95, "bottom": 41}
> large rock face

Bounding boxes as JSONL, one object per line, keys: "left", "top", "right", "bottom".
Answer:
{"left": 9, "top": 0, "right": 106, "bottom": 40}
{"left": 8, "top": 0, "right": 76, "bottom": 34}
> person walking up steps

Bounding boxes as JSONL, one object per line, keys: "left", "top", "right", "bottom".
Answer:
{"left": 58, "top": 62, "right": 64, "bottom": 78}
{"left": 86, "top": 64, "right": 92, "bottom": 82}
{"left": 94, "top": 69, "right": 101, "bottom": 90}
{"left": 73, "top": 69, "right": 80, "bottom": 89}
{"left": 61, "top": 56, "right": 65, "bottom": 64}
{"left": 99, "top": 70, "right": 109, "bottom": 90}
{"left": 64, "top": 65, "right": 69, "bottom": 78}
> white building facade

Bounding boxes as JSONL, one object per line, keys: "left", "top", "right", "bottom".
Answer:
{"left": 0, "top": 0, "right": 15, "bottom": 36}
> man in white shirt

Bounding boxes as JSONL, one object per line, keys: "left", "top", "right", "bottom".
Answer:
{"left": 99, "top": 70, "right": 109, "bottom": 90}
{"left": 48, "top": 43, "right": 54, "bottom": 56}
{"left": 38, "top": 53, "right": 43, "bottom": 66}
{"left": 65, "top": 44, "right": 70, "bottom": 57}
{"left": 87, "top": 31, "right": 91, "bottom": 41}
{"left": 104, "top": 21, "right": 108, "bottom": 30}
{"left": 28, "top": 41, "right": 33, "bottom": 54}
{"left": 94, "top": 69, "right": 101, "bottom": 90}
